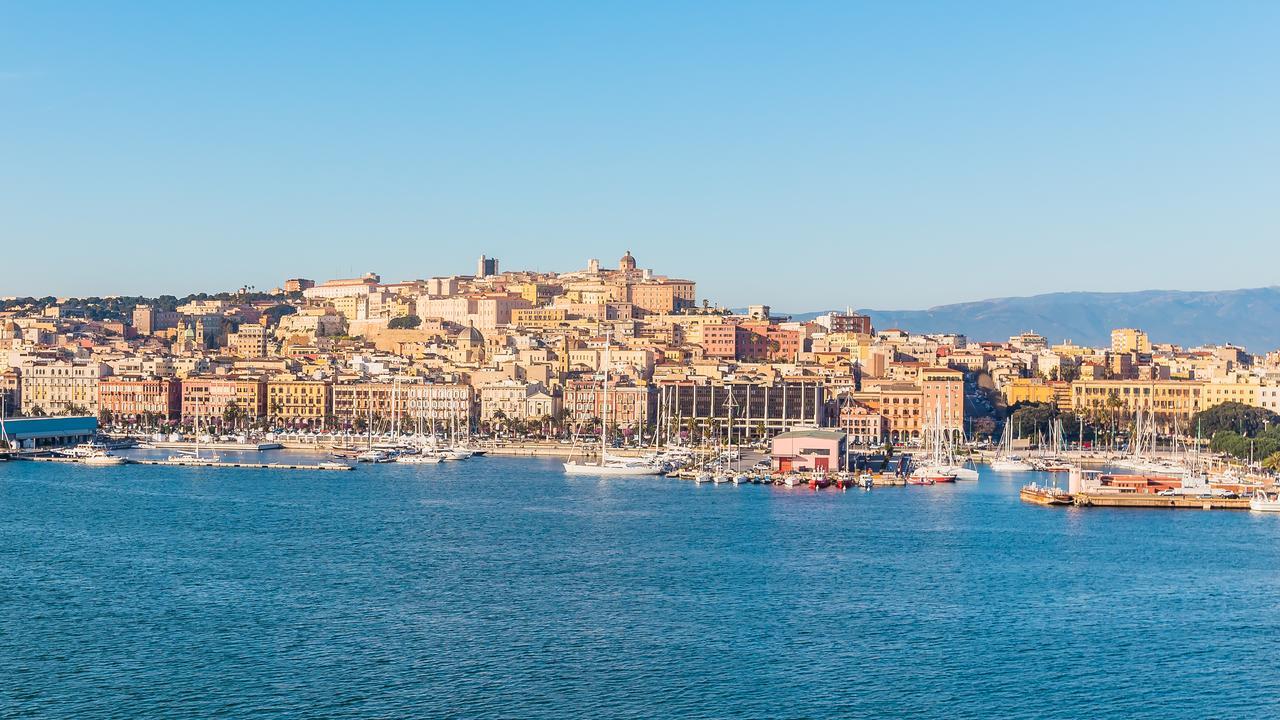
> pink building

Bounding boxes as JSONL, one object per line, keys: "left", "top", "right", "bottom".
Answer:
{"left": 771, "top": 428, "right": 847, "bottom": 472}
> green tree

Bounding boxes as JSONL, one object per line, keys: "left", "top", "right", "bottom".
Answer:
{"left": 1193, "top": 402, "right": 1279, "bottom": 438}
{"left": 388, "top": 315, "right": 422, "bottom": 330}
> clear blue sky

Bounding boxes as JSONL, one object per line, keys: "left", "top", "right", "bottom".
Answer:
{"left": 2, "top": 2, "right": 1277, "bottom": 309}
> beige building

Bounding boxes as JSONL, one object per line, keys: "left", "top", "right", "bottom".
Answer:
{"left": 1111, "top": 328, "right": 1152, "bottom": 355}
{"left": 19, "top": 360, "right": 112, "bottom": 415}
{"left": 1070, "top": 379, "right": 1203, "bottom": 427}
{"left": 229, "top": 324, "right": 269, "bottom": 357}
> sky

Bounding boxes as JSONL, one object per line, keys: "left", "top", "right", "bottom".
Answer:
{"left": 1, "top": 1, "right": 1277, "bottom": 310}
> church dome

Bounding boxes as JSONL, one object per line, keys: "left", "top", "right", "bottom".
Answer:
{"left": 619, "top": 250, "right": 637, "bottom": 271}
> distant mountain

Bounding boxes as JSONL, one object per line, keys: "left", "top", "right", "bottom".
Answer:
{"left": 783, "top": 287, "right": 1280, "bottom": 350}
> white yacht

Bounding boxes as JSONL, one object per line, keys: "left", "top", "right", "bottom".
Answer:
{"left": 1250, "top": 491, "right": 1280, "bottom": 512}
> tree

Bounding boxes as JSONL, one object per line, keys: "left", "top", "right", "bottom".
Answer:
{"left": 223, "top": 401, "right": 242, "bottom": 430}
{"left": 1263, "top": 452, "right": 1280, "bottom": 472}
{"left": 1193, "top": 402, "right": 1279, "bottom": 439}
{"left": 388, "top": 315, "right": 422, "bottom": 330}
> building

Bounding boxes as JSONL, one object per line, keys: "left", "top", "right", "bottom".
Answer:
{"left": 266, "top": 380, "right": 332, "bottom": 427}
{"left": 835, "top": 399, "right": 884, "bottom": 446}
{"left": 477, "top": 255, "right": 500, "bottom": 278}
{"left": 478, "top": 379, "right": 552, "bottom": 423}
{"left": 1111, "top": 328, "right": 1152, "bottom": 355}
{"left": 284, "top": 278, "right": 316, "bottom": 293}
{"left": 417, "top": 294, "right": 533, "bottom": 332}
{"left": 180, "top": 378, "right": 268, "bottom": 427}
{"left": 1004, "top": 378, "right": 1056, "bottom": 406}
{"left": 563, "top": 381, "right": 655, "bottom": 429}
{"left": 628, "top": 278, "right": 697, "bottom": 316}
{"left": 1070, "top": 379, "right": 1203, "bottom": 428}
{"left": 98, "top": 377, "right": 183, "bottom": 423}
{"left": 0, "top": 369, "right": 19, "bottom": 416}
{"left": 919, "top": 366, "right": 965, "bottom": 439}
{"left": 771, "top": 428, "right": 848, "bottom": 472}
{"left": 657, "top": 379, "right": 827, "bottom": 437}
{"left": 0, "top": 415, "right": 98, "bottom": 449}
{"left": 228, "top": 324, "right": 270, "bottom": 357}
{"left": 302, "top": 273, "right": 381, "bottom": 300}
{"left": 132, "top": 306, "right": 180, "bottom": 336}
{"left": 19, "top": 360, "right": 112, "bottom": 416}
{"left": 332, "top": 381, "right": 474, "bottom": 430}
{"left": 827, "top": 313, "right": 873, "bottom": 335}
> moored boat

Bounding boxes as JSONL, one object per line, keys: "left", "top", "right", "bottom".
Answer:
{"left": 1020, "top": 482, "right": 1072, "bottom": 506}
{"left": 1249, "top": 491, "right": 1280, "bottom": 512}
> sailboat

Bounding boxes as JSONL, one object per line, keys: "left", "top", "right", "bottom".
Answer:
{"left": 564, "top": 331, "right": 662, "bottom": 476}
{"left": 910, "top": 403, "right": 959, "bottom": 483}
{"left": 990, "top": 420, "right": 1033, "bottom": 472}
{"left": 168, "top": 404, "right": 222, "bottom": 464}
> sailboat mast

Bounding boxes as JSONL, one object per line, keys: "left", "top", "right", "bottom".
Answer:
{"left": 601, "top": 331, "right": 610, "bottom": 465}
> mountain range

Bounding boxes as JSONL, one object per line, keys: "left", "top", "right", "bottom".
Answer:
{"left": 784, "top": 287, "right": 1280, "bottom": 350}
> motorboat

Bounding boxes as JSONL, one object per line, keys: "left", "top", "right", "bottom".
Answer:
{"left": 81, "top": 451, "right": 126, "bottom": 466}
{"left": 1250, "top": 491, "right": 1280, "bottom": 512}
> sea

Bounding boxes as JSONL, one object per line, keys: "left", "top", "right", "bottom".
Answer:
{"left": 3, "top": 452, "right": 1280, "bottom": 719}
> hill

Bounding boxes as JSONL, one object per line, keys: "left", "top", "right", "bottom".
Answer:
{"left": 790, "top": 287, "right": 1280, "bottom": 350}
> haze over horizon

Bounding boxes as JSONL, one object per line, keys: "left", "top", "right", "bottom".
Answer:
{"left": 3, "top": 3, "right": 1277, "bottom": 308}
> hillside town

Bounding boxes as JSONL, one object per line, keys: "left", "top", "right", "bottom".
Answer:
{"left": 3, "top": 251, "right": 1280, "bottom": 465}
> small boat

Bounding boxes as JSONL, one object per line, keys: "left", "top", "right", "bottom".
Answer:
{"left": 712, "top": 473, "right": 733, "bottom": 484}
{"left": 318, "top": 461, "right": 351, "bottom": 470}
{"left": 782, "top": 474, "right": 804, "bottom": 487}
{"left": 694, "top": 472, "right": 714, "bottom": 484}
{"left": 859, "top": 473, "right": 874, "bottom": 489}
{"left": 1249, "top": 491, "right": 1280, "bottom": 512}
{"left": 732, "top": 474, "right": 751, "bottom": 485}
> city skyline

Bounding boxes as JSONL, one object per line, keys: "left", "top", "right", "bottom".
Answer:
{"left": 3, "top": 3, "right": 1279, "bottom": 307}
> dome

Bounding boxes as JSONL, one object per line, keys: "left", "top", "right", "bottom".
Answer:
{"left": 619, "top": 250, "right": 637, "bottom": 271}
{"left": 455, "top": 324, "right": 484, "bottom": 347}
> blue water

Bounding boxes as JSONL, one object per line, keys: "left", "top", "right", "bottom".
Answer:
{"left": 3, "top": 456, "right": 1280, "bottom": 718}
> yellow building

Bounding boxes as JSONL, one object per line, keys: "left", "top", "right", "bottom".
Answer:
{"left": 1111, "top": 328, "right": 1152, "bottom": 355}
{"left": 1070, "top": 379, "right": 1203, "bottom": 426}
{"left": 266, "top": 380, "right": 332, "bottom": 426}
{"left": 1005, "top": 378, "right": 1056, "bottom": 406}
{"left": 510, "top": 308, "right": 570, "bottom": 328}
